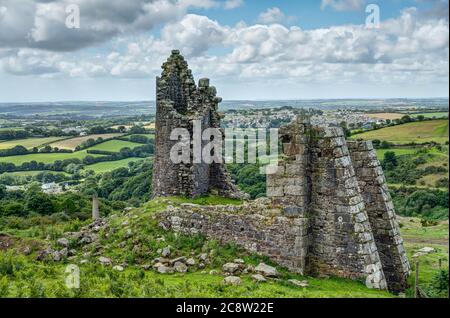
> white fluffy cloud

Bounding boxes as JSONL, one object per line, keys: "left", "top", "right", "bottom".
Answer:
{"left": 0, "top": 0, "right": 221, "bottom": 51}
{"left": 0, "top": 4, "right": 448, "bottom": 94}
{"left": 161, "top": 14, "right": 227, "bottom": 56}
{"left": 321, "top": 0, "right": 365, "bottom": 11}
{"left": 223, "top": 0, "right": 244, "bottom": 10}
{"left": 257, "top": 7, "right": 295, "bottom": 24}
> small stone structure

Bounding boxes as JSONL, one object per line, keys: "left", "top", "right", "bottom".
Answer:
{"left": 154, "top": 52, "right": 410, "bottom": 292}
{"left": 152, "top": 50, "right": 242, "bottom": 198}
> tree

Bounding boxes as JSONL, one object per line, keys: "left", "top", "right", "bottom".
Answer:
{"left": 380, "top": 140, "right": 391, "bottom": 149}
{"left": 401, "top": 115, "right": 412, "bottom": 123}
{"left": 24, "top": 186, "right": 55, "bottom": 215}
{"left": 383, "top": 151, "right": 398, "bottom": 170}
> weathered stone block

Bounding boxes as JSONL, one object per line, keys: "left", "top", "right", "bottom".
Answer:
{"left": 267, "top": 186, "right": 284, "bottom": 197}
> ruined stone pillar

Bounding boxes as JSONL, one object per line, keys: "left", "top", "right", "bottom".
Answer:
{"left": 307, "top": 127, "right": 387, "bottom": 289}
{"left": 92, "top": 195, "right": 99, "bottom": 220}
{"left": 348, "top": 141, "right": 410, "bottom": 292}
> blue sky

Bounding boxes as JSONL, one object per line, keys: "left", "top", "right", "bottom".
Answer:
{"left": 0, "top": 0, "right": 448, "bottom": 102}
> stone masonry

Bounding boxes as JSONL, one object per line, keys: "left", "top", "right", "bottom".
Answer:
{"left": 348, "top": 140, "right": 410, "bottom": 291}
{"left": 152, "top": 50, "right": 243, "bottom": 198}
{"left": 153, "top": 52, "right": 409, "bottom": 292}
{"left": 265, "top": 116, "right": 409, "bottom": 292}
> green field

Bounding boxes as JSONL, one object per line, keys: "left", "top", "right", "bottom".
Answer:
{"left": 123, "top": 133, "right": 155, "bottom": 140}
{"left": 398, "top": 216, "right": 449, "bottom": 296}
{"left": 376, "top": 148, "right": 418, "bottom": 159}
{"left": 89, "top": 140, "right": 142, "bottom": 152}
{"left": 49, "top": 133, "right": 123, "bottom": 150}
{"left": 411, "top": 112, "right": 449, "bottom": 119}
{"left": 1, "top": 171, "right": 70, "bottom": 177}
{"left": 85, "top": 157, "right": 146, "bottom": 173}
{"left": 352, "top": 120, "right": 449, "bottom": 145}
{"left": 0, "top": 137, "right": 66, "bottom": 150}
{"left": 0, "top": 150, "right": 103, "bottom": 165}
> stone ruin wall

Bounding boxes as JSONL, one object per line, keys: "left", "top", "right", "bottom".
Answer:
{"left": 159, "top": 200, "right": 309, "bottom": 273}
{"left": 152, "top": 51, "right": 410, "bottom": 292}
{"left": 152, "top": 51, "right": 241, "bottom": 198}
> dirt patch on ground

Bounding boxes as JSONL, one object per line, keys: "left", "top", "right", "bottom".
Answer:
{"left": 404, "top": 236, "right": 449, "bottom": 246}
{"left": 0, "top": 233, "right": 45, "bottom": 254}
{"left": 0, "top": 233, "right": 16, "bottom": 251}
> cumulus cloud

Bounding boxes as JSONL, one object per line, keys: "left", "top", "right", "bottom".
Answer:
{"left": 257, "top": 7, "right": 295, "bottom": 24}
{"left": 161, "top": 14, "right": 227, "bottom": 56}
{"left": 0, "top": 0, "right": 220, "bottom": 51}
{"left": 321, "top": 0, "right": 365, "bottom": 11}
{"left": 223, "top": 0, "right": 244, "bottom": 10}
{"left": 0, "top": 4, "right": 447, "bottom": 92}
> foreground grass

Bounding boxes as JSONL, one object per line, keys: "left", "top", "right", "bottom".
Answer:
{"left": 352, "top": 120, "right": 449, "bottom": 144}
{"left": 398, "top": 216, "right": 449, "bottom": 297}
{"left": 1, "top": 198, "right": 447, "bottom": 298}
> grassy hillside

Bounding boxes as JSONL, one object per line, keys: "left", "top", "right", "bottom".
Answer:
{"left": 0, "top": 196, "right": 447, "bottom": 298}
{"left": 398, "top": 216, "right": 449, "bottom": 297}
{"left": 0, "top": 197, "right": 394, "bottom": 298}
{"left": 0, "top": 137, "right": 66, "bottom": 150}
{"left": 352, "top": 120, "right": 449, "bottom": 144}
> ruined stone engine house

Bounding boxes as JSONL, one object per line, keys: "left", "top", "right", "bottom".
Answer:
{"left": 152, "top": 50, "right": 242, "bottom": 198}
{"left": 154, "top": 51, "right": 410, "bottom": 292}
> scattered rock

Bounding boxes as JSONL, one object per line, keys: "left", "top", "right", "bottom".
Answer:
{"left": 80, "top": 259, "right": 88, "bottom": 264}
{"left": 199, "top": 253, "right": 208, "bottom": 261}
{"left": 59, "top": 248, "right": 68, "bottom": 258}
{"left": 124, "top": 229, "right": 132, "bottom": 239}
{"left": 161, "top": 246, "right": 171, "bottom": 257}
{"left": 255, "top": 263, "right": 279, "bottom": 277}
{"left": 224, "top": 276, "right": 241, "bottom": 286}
{"left": 288, "top": 279, "right": 309, "bottom": 288}
{"left": 209, "top": 270, "right": 218, "bottom": 275}
{"left": 22, "top": 246, "right": 32, "bottom": 255}
{"left": 186, "top": 258, "right": 196, "bottom": 266}
{"left": 246, "top": 265, "right": 255, "bottom": 273}
{"left": 52, "top": 251, "right": 62, "bottom": 262}
{"left": 222, "top": 262, "right": 240, "bottom": 274}
{"left": 234, "top": 258, "right": 245, "bottom": 264}
{"left": 121, "top": 220, "right": 130, "bottom": 226}
{"left": 251, "top": 274, "right": 267, "bottom": 282}
{"left": 413, "top": 246, "right": 437, "bottom": 258}
{"left": 57, "top": 238, "right": 70, "bottom": 247}
{"left": 113, "top": 265, "right": 124, "bottom": 272}
{"left": 142, "top": 264, "right": 152, "bottom": 270}
{"left": 174, "top": 261, "right": 188, "bottom": 273}
{"left": 156, "top": 264, "right": 174, "bottom": 274}
{"left": 170, "top": 257, "right": 186, "bottom": 265}
{"left": 418, "top": 247, "right": 436, "bottom": 254}
{"left": 99, "top": 256, "right": 112, "bottom": 266}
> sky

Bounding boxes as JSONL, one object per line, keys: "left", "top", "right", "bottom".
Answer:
{"left": 0, "top": 0, "right": 448, "bottom": 102}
